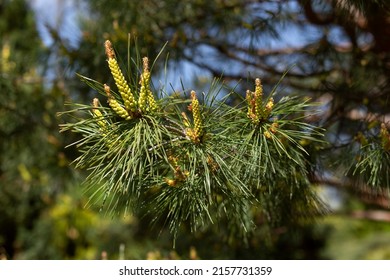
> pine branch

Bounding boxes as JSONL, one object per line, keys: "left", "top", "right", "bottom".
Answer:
{"left": 60, "top": 39, "right": 327, "bottom": 239}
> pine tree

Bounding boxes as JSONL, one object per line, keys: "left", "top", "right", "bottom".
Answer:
{"left": 61, "top": 39, "right": 326, "bottom": 240}
{"left": 55, "top": 0, "right": 390, "bottom": 255}
{"left": 2, "top": 0, "right": 387, "bottom": 259}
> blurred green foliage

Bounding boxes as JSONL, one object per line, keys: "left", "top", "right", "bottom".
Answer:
{"left": 320, "top": 216, "right": 390, "bottom": 259}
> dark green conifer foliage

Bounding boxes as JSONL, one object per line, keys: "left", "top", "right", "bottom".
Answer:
{"left": 60, "top": 39, "right": 327, "bottom": 239}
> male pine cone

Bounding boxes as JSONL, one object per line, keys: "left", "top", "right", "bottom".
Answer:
{"left": 191, "top": 90, "right": 203, "bottom": 141}
{"left": 105, "top": 40, "right": 137, "bottom": 113}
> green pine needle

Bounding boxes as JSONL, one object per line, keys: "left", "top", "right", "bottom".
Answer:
{"left": 60, "top": 40, "right": 328, "bottom": 240}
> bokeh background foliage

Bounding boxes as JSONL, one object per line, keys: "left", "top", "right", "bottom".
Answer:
{"left": 0, "top": 0, "right": 390, "bottom": 259}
